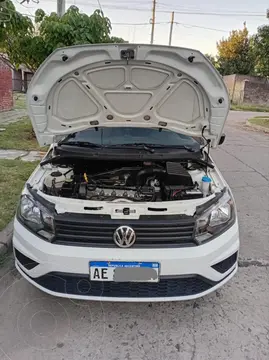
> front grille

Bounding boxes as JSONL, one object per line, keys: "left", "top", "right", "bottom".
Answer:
{"left": 30, "top": 272, "right": 216, "bottom": 298}
{"left": 54, "top": 213, "right": 196, "bottom": 248}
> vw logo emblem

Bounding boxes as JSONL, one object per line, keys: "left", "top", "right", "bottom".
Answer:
{"left": 113, "top": 226, "right": 136, "bottom": 248}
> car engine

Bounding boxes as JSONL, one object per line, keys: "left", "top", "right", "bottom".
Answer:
{"left": 42, "top": 160, "right": 205, "bottom": 202}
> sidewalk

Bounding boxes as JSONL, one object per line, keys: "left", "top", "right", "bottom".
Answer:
{"left": 0, "top": 149, "right": 45, "bottom": 161}
{"left": 0, "top": 106, "right": 45, "bottom": 161}
{"left": 0, "top": 109, "right": 27, "bottom": 125}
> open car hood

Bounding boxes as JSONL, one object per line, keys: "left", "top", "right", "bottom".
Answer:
{"left": 27, "top": 44, "right": 229, "bottom": 146}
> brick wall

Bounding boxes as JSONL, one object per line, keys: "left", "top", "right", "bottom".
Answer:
{"left": 233, "top": 78, "right": 245, "bottom": 104}
{"left": 0, "top": 60, "right": 13, "bottom": 112}
{"left": 223, "top": 74, "right": 244, "bottom": 103}
{"left": 223, "top": 74, "right": 268, "bottom": 105}
{"left": 223, "top": 74, "right": 236, "bottom": 100}
{"left": 243, "top": 81, "right": 269, "bottom": 106}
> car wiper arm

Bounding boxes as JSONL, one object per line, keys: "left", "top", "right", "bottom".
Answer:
{"left": 107, "top": 143, "right": 155, "bottom": 153}
{"left": 152, "top": 144, "right": 196, "bottom": 152}
{"left": 59, "top": 141, "right": 196, "bottom": 154}
{"left": 108, "top": 143, "right": 195, "bottom": 152}
{"left": 60, "top": 141, "right": 103, "bottom": 148}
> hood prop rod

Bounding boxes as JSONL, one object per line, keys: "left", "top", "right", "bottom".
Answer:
{"left": 201, "top": 125, "right": 211, "bottom": 176}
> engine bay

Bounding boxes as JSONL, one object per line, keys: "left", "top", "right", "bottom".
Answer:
{"left": 42, "top": 160, "right": 209, "bottom": 202}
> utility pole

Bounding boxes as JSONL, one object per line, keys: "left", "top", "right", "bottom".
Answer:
{"left": 168, "top": 11, "right": 174, "bottom": 46}
{"left": 57, "top": 0, "right": 65, "bottom": 17}
{"left": 150, "top": 0, "right": 156, "bottom": 44}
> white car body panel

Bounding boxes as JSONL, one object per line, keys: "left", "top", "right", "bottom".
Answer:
{"left": 27, "top": 44, "right": 229, "bottom": 146}
{"left": 13, "top": 218, "right": 239, "bottom": 302}
{"left": 16, "top": 265, "right": 237, "bottom": 302}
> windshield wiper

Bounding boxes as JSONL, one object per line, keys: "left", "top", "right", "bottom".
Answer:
{"left": 59, "top": 141, "right": 196, "bottom": 154}
{"left": 107, "top": 143, "right": 195, "bottom": 153}
{"left": 60, "top": 141, "right": 103, "bottom": 148}
{"left": 107, "top": 143, "right": 156, "bottom": 153}
{"left": 148, "top": 144, "right": 196, "bottom": 152}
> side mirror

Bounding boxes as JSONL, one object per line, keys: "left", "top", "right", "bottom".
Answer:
{"left": 218, "top": 134, "right": 226, "bottom": 145}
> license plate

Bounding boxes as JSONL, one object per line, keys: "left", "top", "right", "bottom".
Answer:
{"left": 89, "top": 261, "right": 160, "bottom": 282}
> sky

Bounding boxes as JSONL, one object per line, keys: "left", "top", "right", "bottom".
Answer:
{"left": 13, "top": 0, "right": 269, "bottom": 55}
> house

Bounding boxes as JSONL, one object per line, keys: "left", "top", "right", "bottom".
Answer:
{"left": 0, "top": 53, "right": 34, "bottom": 93}
{"left": 13, "top": 64, "right": 34, "bottom": 93}
{"left": 0, "top": 59, "right": 13, "bottom": 112}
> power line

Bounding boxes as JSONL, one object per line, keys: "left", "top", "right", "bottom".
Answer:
{"left": 58, "top": 1, "right": 266, "bottom": 17}
{"left": 110, "top": 21, "right": 230, "bottom": 34}
{"left": 172, "top": 10, "right": 265, "bottom": 17}
{"left": 69, "top": 0, "right": 265, "bottom": 15}
{"left": 101, "top": 0, "right": 151, "bottom": 3}
{"left": 175, "top": 22, "right": 229, "bottom": 33}
{"left": 156, "top": 2, "right": 265, "bottom": 15}
{"left": 101, "top": 0, "right": 265, "bottom": 16}
{"left": 6, "top": 1, "right": 260, "bottom": 35}
{"left": 112, "top": 21, "right": 168, "bottom": 26}
{"left": 2, "top": 4, "right": 233, "bottom": 33}
{"left": 11, "top": 0, "right": 267, "bottom": 17}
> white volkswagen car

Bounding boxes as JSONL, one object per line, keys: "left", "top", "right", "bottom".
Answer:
{"left": 13, "top": 44, "right": 239, "bottom": 301}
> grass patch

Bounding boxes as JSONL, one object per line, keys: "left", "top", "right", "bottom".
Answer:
{"left": 249, "top": 116, "right": 269, "bottom": 119}
{"left": 248, "top": 117, "right": 269, "bottom": 129}
{"left": 13, "top": 92, "right": 26, "bottom": 110}
{"left": 231, "top": 104, "right": 269, "bottom": 112}
{"left": 0, "top": 159, "right": 38, "bottom": 230}
{"left": 0, "top": 117, "right": 47, "bottom": 151}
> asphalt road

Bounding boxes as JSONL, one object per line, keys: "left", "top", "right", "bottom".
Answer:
{"left": 0, "top": 111, "right": 268, "bottom": 360}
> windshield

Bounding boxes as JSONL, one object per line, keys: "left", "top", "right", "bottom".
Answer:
{"left": 61, "top": 127, "right": 200, "bottom": 149}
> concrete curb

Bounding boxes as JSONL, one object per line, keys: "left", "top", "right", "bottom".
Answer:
{"left": 0, "top": 219, "right": 14, "bottom": 256}
{"left": 246, "top": 120, "right": 269, "bottom": 133}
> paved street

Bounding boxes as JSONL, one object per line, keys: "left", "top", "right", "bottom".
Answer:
{"left": 0, "top": 111, "right": 268, "bottom": 360}
{"left": 213, "top": 111, "right": 269, "bottom": 261}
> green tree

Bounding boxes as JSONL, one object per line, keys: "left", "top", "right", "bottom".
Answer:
{"left": 109, "top": 36, "right": 127, "bottom": 43}
{"left": 37, "top": 6, "right": 112, "bottom": 53}
{"left": 0, "top": 1, "right": 126, "bottom": 71}
{"left": 0, "top": 0, "right": 34, "bottom": 69}
{"left": 252, "top": 25, "right": 269, "bottom": 77}
{"left": 204, "top": 53, "right": 217, "bottom": 67}
{"left": 216, "top": 25, "right": 255, "bottom": 75}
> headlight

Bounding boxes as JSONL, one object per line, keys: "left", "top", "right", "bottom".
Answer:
{"left": 195, "top": 191, "right": 236, "bottom": 244}
{"left": 17, "top": 194, "right": 55, "bottom": 241}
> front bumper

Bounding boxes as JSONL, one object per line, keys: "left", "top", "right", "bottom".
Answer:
{"left": 13, "top": 218, "right": 239, "bottom": 301}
